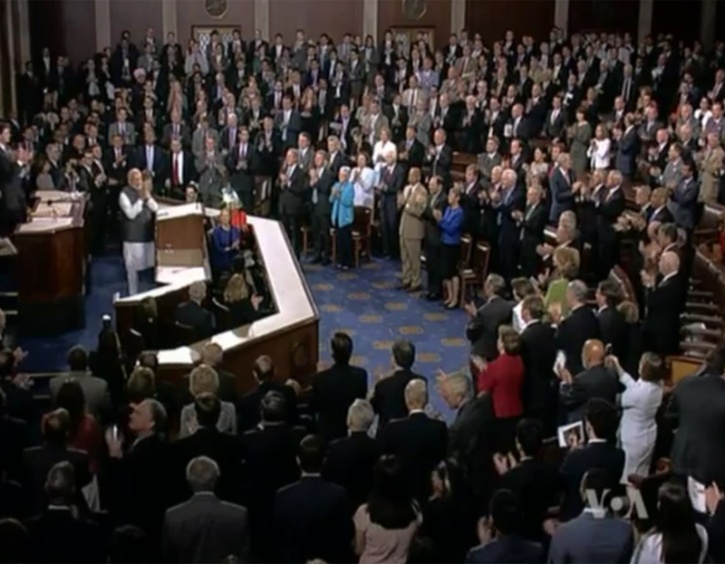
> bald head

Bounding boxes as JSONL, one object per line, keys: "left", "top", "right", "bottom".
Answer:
{"left": 405, "top": 379, "right": 428, "bottom": 411}
{"left": 583, "top": 339, "right": 605, "bottom": 368}
{"left": 660, "top": 251, "right": 680, "bottom": 276}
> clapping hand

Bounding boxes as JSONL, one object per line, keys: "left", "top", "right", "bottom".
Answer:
{"left": 432, "top": 209, "right": 442, "bottom": 221}
{"left": 251, "top": 294, "right": 264, "bottom": 309}
{"left": 511, "top": 210, "right": 523, "bottom": 222}
{"left": 470, "top": 354, "right": 487, "bottom": 372}
{"left": 105, "top": 427, "right": 124, "bottom": 458}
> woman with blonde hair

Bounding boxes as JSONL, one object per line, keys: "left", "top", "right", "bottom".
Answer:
{"left": 223, "top": 273, "right": 263, "bottom": 326}
{"left": 544, "top": 247, "right": 580, "bottom": 316}
{"left": 179, "top": 364, "right": 237, "bottom": 437}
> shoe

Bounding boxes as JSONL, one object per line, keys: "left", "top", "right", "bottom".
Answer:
{"left": 406, "top": 285, "right": 422, "bottom": 293}
{"left": 397, "top": 283, "right": 411, "bottom": 290}
{"left": 426, "top": 292, "right": 442, "bottom": 301}
{"left": 445, "top": 302, "right": 458, "bottom": 310}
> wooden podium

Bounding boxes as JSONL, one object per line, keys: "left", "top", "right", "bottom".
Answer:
{"left": 155, "top": 203, "right": 209, "bottom": 281}
{"left": 12, "top": 191, "right": 87, "bottom": 336}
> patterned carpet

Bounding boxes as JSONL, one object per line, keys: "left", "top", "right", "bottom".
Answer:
{"left": 18, "top": 255, "right": 468, "bottom": 418}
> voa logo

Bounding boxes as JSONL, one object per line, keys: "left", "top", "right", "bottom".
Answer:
{"left": 584, "top": 488, "right": 649, "bottom": 519}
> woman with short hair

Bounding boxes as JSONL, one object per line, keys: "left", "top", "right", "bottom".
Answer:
{"left": 179, "top": 364, "right": 237, "bottom": 437}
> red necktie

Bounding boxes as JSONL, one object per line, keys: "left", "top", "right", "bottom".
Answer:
{"left": 172, "top": 154, "right": 179, "bottom": 185}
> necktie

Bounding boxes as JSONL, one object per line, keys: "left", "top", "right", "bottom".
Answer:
{"left": 172, "top": 154, "right": 179, "bottom": 185}
{"left": 174, "top": 123, "right": 179, "bottom": 136}
{"left": 230, "top": 129, "right": 234, "bottom": 146}
{"left": 120, "top": 122, "right": 125, "bottom": 135}
{"left": 240, "top": 144, "right": 246, "bottom": 159}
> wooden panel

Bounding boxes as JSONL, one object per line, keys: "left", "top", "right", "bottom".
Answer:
{"left": 269, "top": 0, "right": 363, "bottom": 43}
{"left": 28, "top": 0, "right": 95, "bottom": 64}
{"left": 109, "top": 0, "right": 163, "bottom": 49}
{"left": 378, "top": 0, "right": 451, "bottom": 52}
{"left": 568, "top": 0, "right": 638, "bottom": 35}
{"left": 175, "top": 0, "right": 255, "bottom": 45}
{"left": 465, "top": 0, "right": 555, "bottom": 43}
{"left": 652, "top": 0, "right": 702, "bottom": 42}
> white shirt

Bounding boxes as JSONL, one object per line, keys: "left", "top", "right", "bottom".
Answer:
{"left": 172, "top": 151, "right": 184, "bottom": 184}
{"left": 353, "top": 166, "right": 375, "bottom": 208}
{"left": 512, "top": 302, "right": 525, "bottom": 333}
{"left": 373, "top": 140, "right": 396, "bottom": 165}
{"left": 587, "top": 138, "right": 611, "bottom": 169}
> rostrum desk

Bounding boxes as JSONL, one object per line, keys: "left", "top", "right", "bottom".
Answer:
{"left": 12, "top": 190, "right": 87, "bottom": 336}
{"left": 114, "top": 201, "right": 319, "bottom": 393}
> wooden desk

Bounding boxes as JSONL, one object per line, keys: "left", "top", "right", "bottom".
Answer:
{"left": 12, "top": 190, "right": 87, "bottom": 336}
{"left": 114, "top": 202, "right": 319, "bottom": 394}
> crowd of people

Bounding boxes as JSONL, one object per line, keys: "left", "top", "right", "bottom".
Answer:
{"left": 0, "top": 19, "right": 725, "bottom": 564}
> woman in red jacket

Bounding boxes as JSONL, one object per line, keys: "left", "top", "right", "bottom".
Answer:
{"left": 474, "top": 325, "right": 524, "bottom": 452}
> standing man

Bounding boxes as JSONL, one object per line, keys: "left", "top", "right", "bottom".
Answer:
{"left": 398, "top": 167, "right": 427, "bottom": 292}
{"left": 119, "top": 168, "right": 158, "bottom": 295}
{"left": 311, "top": 150, "right": 335, "bottom": 265}
{"left": 377, "top": 150, "right": 405, "bottom": 258}
{"left": 423, "top": 175, "right": 447, "bottom": 300}
{"left": 278, "top": 149, "right": 307, "bottom": 258}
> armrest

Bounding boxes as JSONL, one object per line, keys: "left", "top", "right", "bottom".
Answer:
{"left": 685, "top": 302, "right": 720, "bottom": 314}
{"left": 688, "top": 290, "right": 714, "bottom": 300}
{"left": 680, "top": 326, "right": 723, "bottom": 340}
{"left": 680, "top": 313, "right": 724, "bottom": 328}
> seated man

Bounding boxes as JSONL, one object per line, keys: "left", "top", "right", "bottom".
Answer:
{"left": 175, "top": 281, "right": 215, "bottom": 340}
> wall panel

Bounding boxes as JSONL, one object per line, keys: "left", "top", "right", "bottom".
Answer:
{"left": 465, "top": 0, "right": 555, "bottom": 43}
{"left": 109, "top": 0, "right": 163, "bottom": 48}
{"left": 269, "top": 0, "right": 363, "bottom": 43}
{"left": 175, "top": 0, "right": 255, "bottom": 45}
{"left": 29, "top": 0, "right": 96, "bottom": 63}
{"left": 568, "top": 0, "right": 638, "bottom": 36}
{"left": 378, "top": 0, "right": 451, "bottom": 50}
{"left": 652, "top": 0, "right": 701, "bottom": 42}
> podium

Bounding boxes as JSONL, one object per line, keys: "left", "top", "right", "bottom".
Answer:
{"left": 155, "top": 203, "right": 209, "bottom": 282}
{"left": 13, "top": 191, "right": 87, "bottom": 336}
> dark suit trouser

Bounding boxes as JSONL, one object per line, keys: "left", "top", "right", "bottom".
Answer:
{"left": 336, "top": 224, "right": 353, "bottom": 267}
{"left": 598, "top": 235, "right": 619, "bottom": 282}
{"left": 90, "top": 192, "right": 107, "bottom": 255}
{"left": 312, "top": 207, "right": 331, "bottom": 260}
{"left": 498, "top": 237, "right": 519, "bottom": 282}
{"left": 237, "top": 188, "right": 254, "bottom": 213}
{"left": 380, "top": 196, "right": 399, "bottom": 258}
{"left": 425, "top": 241, "right": 443, "bottom": 294}
{"left": 281, "top": 213, "right": 302, "bottom": 258}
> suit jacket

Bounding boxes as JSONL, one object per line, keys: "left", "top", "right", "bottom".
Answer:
{"left": 399, "top": 183, "right": 427, "bottom": 239}
{"left": 544, "top": 108, "right": 567, "bottom": 139}
{"left": 167, "top": 150, "right": 197, "bottom": 189}
{"left": 237, "top": 381, "right": 298, "bottom": 432}
{"left": 643, "top": 274, "right": 683, "bottom": 358}
{"left": 273, "top": 109, "right": 302, "bottom": 148}
{"left": 668, "top": 176, "right": 699, "bottom": 231}
{"left": 556, "top": 305, "right": 601, "bottom": 375}
{"left": 559, "top": 441, "right": 625, "bottom": 521}
{"left": 310, "top": 364, "right": 368, "bottom": 443}
{"left": 312, "top": 165, "right": 336, "bottom": 215}
{"left": 478, "top": 152, "right": 502, "bottom": 183}
{"left": 519, "top": 320, "right": 558, "bottom": 413}
{"left": 615, "top": 126, "right": 640, "bottom": 176}
{"left": 134, "top": 144, "right": 167, "bottom": 185}
{"left": 560, "top": 364, "right": 623, "bottom": 420}
{"left": 23, "top": 444, "right": 92, "bottom": 514}
{"left": 598, "top": 306, "right": 627, "bottom": 359}
{"left": 448, "top": 395, "right": 495, "bottom": 491}
{"left": 26, "top": 508, "right": 104, "bottom": 563}
{"left": 423, "top": 190, "right": 448, "bottom": 245}
{"left": 466, "top": 535, "right": 544, "bottom": 563}
{"left": 548, "top": 511, "right": 633, "bottom": 563}
{"left": 431, "top": 144, "right": 453, "bottom": 186}
{"left": 668, "top": 373, "right": 725, "bottom": 483}
{"left": 226, "top": 142, "right": 257, "bottom": 195}
{"left": 378, "top": 412, "right": 448, "bottom": 499}
{"left": 273, "top": 476, "right": 351, "bottom": 563}
{"left": 322, "top": 432, "right": 379, "bottom": 509}
{"left": 399, "top": 138, "right": 425, "bottom": 169}
{"left": 162, "top": 122, "right": 191, "bottom": 148}
{"left": 279, "top": 163, "right": 307, "bottom": 216}
{"left": 163, "top": 493, "right": 250, "bottom": 563}
{"left": 549, "top": 167, "right": 576, "bottom": 223}
{"left": 471, "top": 296, "right": 515, "bottom": 360}
{"left": 49, "top": 372, "right": 110, "bottom": 419}
{"left": 175, "top": 300, "right": 215, "bottom": 340}
{"left": 370, "top": 368, "right": 426, "bottom": 427}
{"left": 597, "top": 188, "right": 626, "bottom": 244}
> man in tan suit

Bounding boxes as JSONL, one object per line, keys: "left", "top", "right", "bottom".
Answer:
{"left": 698, "top": 132, "right": 724, "bottom": 203}
{"left": 398, "top": 167, "right": 428, "bottom": 291}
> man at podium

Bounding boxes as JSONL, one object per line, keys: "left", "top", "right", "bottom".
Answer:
{"left": 119, "top": 168, "right": 158, "bottom": 295}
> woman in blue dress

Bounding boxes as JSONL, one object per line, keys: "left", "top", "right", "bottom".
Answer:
{"left": 438, "top": 186, "right": 464, "bottom": 309}
{"left": 209, "top": 206, "right": 241, "bottom": 278}
{"left": 331, "top": 167, "right": 355, "bottom": 270}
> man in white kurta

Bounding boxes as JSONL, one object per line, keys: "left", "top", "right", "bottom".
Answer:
{"left": 119, "top": 168, "right": 158, "bottom": 295}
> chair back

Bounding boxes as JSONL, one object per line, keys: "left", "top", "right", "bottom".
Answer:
{"left": 472, "top": 242, "right": 491, "bottom": 278}
{"left": 458, "top": 234, "right": 473, "bottom": 268}
{"left": 174, "top": 321, "right": 197, "bottom": 347}
{"left": 125, "top": 328, "right": 146, "bottom": 359}
{"left": 353, "top": 206, "right": 372, "bottom": 235}
{"left": 212, "top": 297, "right": 231, "bottom": 331}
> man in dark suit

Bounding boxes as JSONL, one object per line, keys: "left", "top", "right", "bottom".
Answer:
{"left": 519, "top": 296, "right": 558, "bottom": 430}
{"left": 550, "top": 468, "right": 634, "bottom": 562}
{"left": 172, "top": 395, "right": 242, "bottom": 503}
{"left": 595, "top": 280, "right": 627, "bottom": 359}
{"left": 428, "top": 128, "right": 453, "bottom": 188}
{"left": 378, "top": 152, "right": 406, "bottom": 259}
{"left": 518, "top": 185, "right": 547, "bottom": 277}
{"left": 25, "top": 461, "right": 104, "bottom": 564}
{"left": 667, "top": 159, "right": 699, "bottom": 233}
{"left": 274, "top": 95, "right": 302, "bottom": 150}
{"left": 615, "top": 114, "right": 640, "bottom": 180}
{"left": 134, "top": 130, "right": 167, "bottom": 193}
{"left": 399, "top": 126, "right": 425, "bottom": 171}
{"left": 237, "top": 355, "right": 297, "bottom": 432}
{"left": 162, "top": 109, "right": 191, "bottom": 149}
{"left": 22, "top": 410, "right": 92, "bottom": 515}
{"left": 554, "top": 280, "right": 601, "bottom": 375}
{"left": 310, "top": 332, "right": 367, "bottom": 443}
{"left": 596, "top": 171, "right": 626, "bottom": 281}
{"left": 273, "top": 435, "right": 352, "bottom": 563}
{"left": 278, "top": 148, "right": 307, "bottom": 258}
{"left": 163, "top": 456, "right": 249, "bottom": 563}
{"left": 226, "top": 127, "right": 257, "bottom": 212}
{"left": 378, "top": 379, "right": 448, "bottom": 501}
{"left": 643, "top": 251, "right": 683, "bottom": 359}
{"left": 175, "top": 281, "right": 215, "bottom": 341}
{"left": 322, "top": 399, "right": 379, "bottom": 509}
{"left": 493, "top": 169, "right": 525, "bottom": 281}
{"left": 544, "top": 95, "right": 567, "bottom": 139}
{"left": 559, "top": 399, "right": 625, "bottom": 521}
{"left": 310, "top": 150, "right": 336, "bottom": 265}
{"left": 466, "top": 274, "right": 514, "bottom": 361}
{"left": 560, "top": 340, "right": 623, "bottom": 423}
{"left": 423, "top": 175, "right": 447, "bottom": 300}
{"left": 465, "top": 489, "right": 544, "bottom": 563}
{"left": 370, "top": 340, "right": 425, "bottom": 428}
{"left": 548, "top": 153, "right": 576, "bottom": 224}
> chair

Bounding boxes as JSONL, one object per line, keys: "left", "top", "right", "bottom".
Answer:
{"left": 212, "top": 297, "right": 231, "bottom": 331}
{"left": 300, "top": 222, "right": 312, "bottom": 256}
{"left": 124, "top": 328, "right": 145, "bottom": 359}
{"left": 331, "top": 206, "right": 372, "bottom": 267}
{"left": 459, "top": 242, "right": 491, "bottom": 306}
{"left": 457, "top": 234, "right": 474, "bottom": 269}
{"left": 174, "top": 321, "right": 197, "bottom": 347}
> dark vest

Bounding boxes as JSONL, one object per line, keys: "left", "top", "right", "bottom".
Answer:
{"left": 121, "top": 186, "right": 154, "bottom": 243}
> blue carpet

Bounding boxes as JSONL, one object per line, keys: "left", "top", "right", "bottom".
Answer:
{"left": 19, "top": 256, "right": 469, "bottom": 419}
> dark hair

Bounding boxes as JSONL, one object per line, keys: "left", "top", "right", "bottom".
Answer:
{"left": 431, "top": 458, "right": 466, "bottom": 500}
{"left": 260, "top": 390, "right": 286, "bottom": 423}
{"left": 658, "top": 222, "right": 678, "bottom": 243}
{"left": 584, "top": 398, "right": 618, "bottom": 442}
{"left": 138, "top": 351, "right": 159, "bottom": 371}
{"left": 67, "top": 345, "right": 88, "bottom": 371}
{"left": 515, "top": 418, "right": 543, "bottom": 457}
{"left": 43, "top": 409, "right": 70, "bottom": 445}
{"left": 597, "top": 279, "right": 622, "bottom": 308}
{"left": 392, "top": 340, "right": 415, "bottom": 369}
{"left": 581, "top": 468, "right": 612, "bottom": 508}
{"left": 656, "top": 481, "right": 702, "bottom": 564}
{"left": 194, "top": 392, "right": 221, "bottom": 428}
{"left": 108, "top": 525, "right": 149, "bottom": 564}
{"left": 331, "top": 332, "right": 353, "bottom": 365}
{"left": 56, "top": 380, "right": 86, "bottom": 440}
{"left": 0, "top": 349, "right": 15, "bottom": 378}
{"left": 297, "top": 435, "right": 325, "bottom": 473}
{"left": 640, "top": 352, "right": 665, "bottom": 382}
{"left": 0, "top": 519, "right": 29, "bottom": 564}
{"left": 489, "top": 489, "right": 520, "bottom": 535}
{"left": 367, "top": 455, "right": 416, "bottom": 529}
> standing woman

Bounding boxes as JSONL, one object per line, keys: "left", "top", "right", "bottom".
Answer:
{"left": 438, "top": 186, "right": 464, "bottom": 309}
{"left": 588, "top": 123, "right": 612, "bottom": 170}
{"left": 331, "top": 167, "right": 356, "bottom": 270}
{"left": 209, "top": 206, "right": 241, "bottom": 278}
{"left": 569, "top": 106, "right": 592, "bottom": 177}
{"left": 606, "top": 352, "right": 664, "bottom": 480}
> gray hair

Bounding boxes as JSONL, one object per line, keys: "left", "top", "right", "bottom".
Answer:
{"left": 446, "top": 372, "right": 472, "bottom": 401}
{"left": 567, "top": 279, "right": 589, "bottom": 303}
{"left": 404, "top": 379, "right": 428, "bottom": 409}
{"left": 142, "top": 398, "right": 168, "bottom": 433}
{"left": 189, "top": 281, "right": 207, "bottom": 302}
{"left": 45, "top": 461, "right": 75, "bottom": 504}
{"left": 485, "top": 274, "right": 506, "bottom": 296}
{"left": 186, "top": 456, "right": 220, "bottom": 492}
{"left": 347, "top": 399, "right": 374, "bottom": 432}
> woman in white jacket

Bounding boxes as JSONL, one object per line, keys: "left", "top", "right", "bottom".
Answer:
{"left": 351, "top": 152, "right": 375, "bottom": 209}
{"left": 608, "top": 353, "right": 664, "bottom": 481}
{"left": 587, "top": 124, "right": 611, "bottom": 170}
